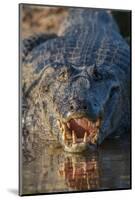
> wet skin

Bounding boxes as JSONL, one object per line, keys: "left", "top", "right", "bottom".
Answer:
{"left": 23, "top": 9, "right": 130, "bottom": 153}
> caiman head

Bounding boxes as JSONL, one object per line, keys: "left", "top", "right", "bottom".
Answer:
{"left": 22, "top": 9, "right": 130, "bottom": 153}
{"left": 37, "top": 56, "right": 128, "bottom": 153}
{"left": 29, "top": 31, "right": 130, "bottom": 153}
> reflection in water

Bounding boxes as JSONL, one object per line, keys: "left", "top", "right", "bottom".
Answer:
{"left": 21, "top": 137, "right": 131, "bottom": 195}
{"left": 58, "top": 155, "right": 99, "bottom": 190}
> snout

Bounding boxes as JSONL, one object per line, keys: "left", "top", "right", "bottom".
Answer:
{"left": 65, "top": 98, "right": 102, "bottom": 121}
{"left": 56, "top": 97, "right": 102, "bottom": 152}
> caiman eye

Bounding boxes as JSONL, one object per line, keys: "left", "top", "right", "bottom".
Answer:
{"left": 93, "top": 68, "right": 102, "bottom": 81}
{"left": 58, "top": 70, "right": 68, "bottom": 82}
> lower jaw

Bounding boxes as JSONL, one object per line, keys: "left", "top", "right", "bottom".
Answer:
{"left": 64, "top": 142, "right": 96, "bottom": 153}
{"left": 56, "top": 116, "right": 101, "bottom": 153}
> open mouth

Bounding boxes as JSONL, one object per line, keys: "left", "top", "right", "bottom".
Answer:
{"left": 57, "top": 117, "right": 101, "bottom": 152}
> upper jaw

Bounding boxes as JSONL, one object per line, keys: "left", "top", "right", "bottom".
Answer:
{"left": 56, "top": 114, "right": 101, "bottom": 153}
{"left": 62, "top": 112, "right": 93, "bottom": 123}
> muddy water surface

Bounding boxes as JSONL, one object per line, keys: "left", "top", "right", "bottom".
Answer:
{"left": 22, "top": 137, "right": 131, "bottom": 195}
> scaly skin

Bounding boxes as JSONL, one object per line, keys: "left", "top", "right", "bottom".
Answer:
{"left": 22, "top": 8, "right": 130, "bottom": 153}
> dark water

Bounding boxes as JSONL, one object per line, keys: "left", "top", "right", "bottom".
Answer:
{"left": 22, "top": 136, "right": 131, "bottom": 195}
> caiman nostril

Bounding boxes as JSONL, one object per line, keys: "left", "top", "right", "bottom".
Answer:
{"left": 70, "top": 105, "right": 74, "bottom": 110}
{"left": 83, "top": 105, "right": 87, "bottom": 110}
{"left": 94, "top": 103, "right": 97, "bottom": 107}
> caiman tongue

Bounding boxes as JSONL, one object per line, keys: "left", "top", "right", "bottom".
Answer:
{"left": 69, "top": 117, "right": 95, "bottom": 138}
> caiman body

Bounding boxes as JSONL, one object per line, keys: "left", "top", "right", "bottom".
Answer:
{"left": 22, "top": 8, "right": 130, "bottom": 153}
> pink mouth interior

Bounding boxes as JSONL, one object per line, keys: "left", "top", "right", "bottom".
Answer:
{"left": 69, "top": 117, "right": 95, "bottom": 138}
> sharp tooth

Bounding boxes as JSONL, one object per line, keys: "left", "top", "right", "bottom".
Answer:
{"left": 67, "top": 122, "right": 70, "bottom": 129}
{"left": 60, "top": 123, "right": 65, "bottom": 133}
{"left": 62, "top": 123, "right": 65, "bottom": 129}
{"left": 96, "top": 119, "right": 100, "bottom": 127}
{"left": 58, "top": 119, "right": 63, "bottom": 129}
{"left": 62, "top": 123, "right": 66, "bottom": 132}
{"left": 59, "top": 123, "right": 63, "bottom": 131}
{"left": 88, "top": 121, "right": 91, "bottom": 127}
{"left": 63, "top": 130, "right": 66, "bottom": 142}
{"left": 83, "top": 132, "right": 87, "bottom": 143}
{"left": 57, "top": 119, "right": 61, "bottom": 128}
{"left": 72, "top": 130, "right": 76, "bottom": 144}
{"left": 94, "top": 134, "right": 98, "bottom": 141}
